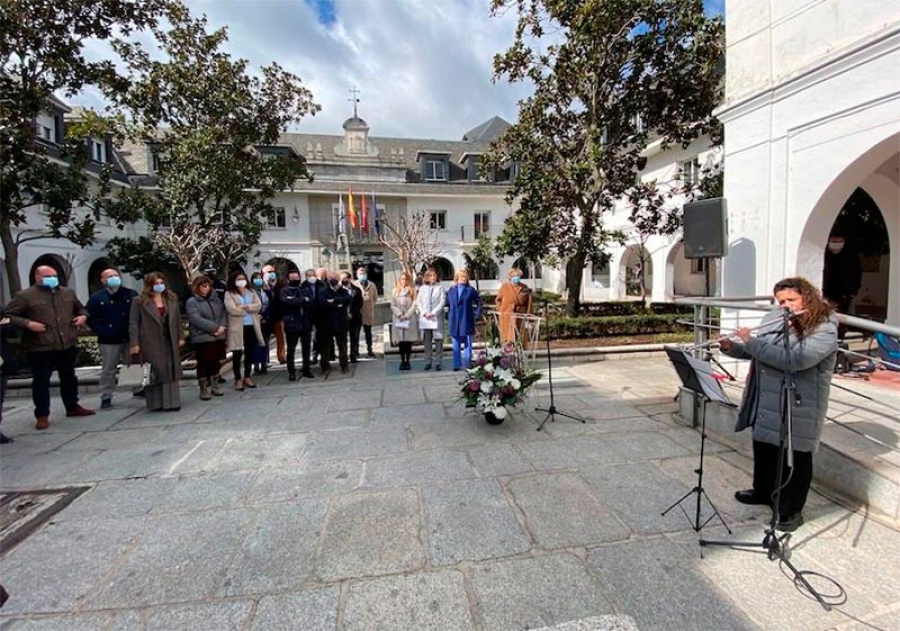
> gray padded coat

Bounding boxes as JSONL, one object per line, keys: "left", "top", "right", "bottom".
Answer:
{"left": 722, "top": 309, "right": 838, "bottom": 453}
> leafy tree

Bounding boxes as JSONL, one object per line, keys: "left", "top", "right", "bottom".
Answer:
{"left": 106, "top": 5, "right": 319, "bottom": 279}
{"left": 463, "top": 233, "right": 501, "bottom": 291}
{"left": 485, "top": 0, "right": 723, "bottom": 316}
{"left": 0, "top": 0, "right": 170, "bottom": 293}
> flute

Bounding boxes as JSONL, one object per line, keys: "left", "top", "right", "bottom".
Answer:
{"left": 683, "top": 308, "right": 807, "bottom": 352}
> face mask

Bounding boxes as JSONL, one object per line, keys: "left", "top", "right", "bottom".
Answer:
{"left": 329, "top": 279, "right": 339, "bottom": 287}
{"left": 106, "top": 276, "right": 122, "bottom": 289}
{"left": 266, "top": 272, "right": 277, "bottom": 282}
{"left": 153, "top": 283, "right": 166, "bottom": 293}
{"left": 289, "top": 279, "right": 301, "bottom": 287}
{"left": 341, "top": 279, "right": 350, "bottom": 286}
{"left": 358, "top": 275, "right": 367, "bottom": 283}
{"left": 236, "top": 280, "right": 248, "bottom": 289}
{"left": 306, "top": 276, "right": 315, "bottom": 282}
{"left": 253, "top": 278, "right": 265, "bottom": 288}
{"left": 828, "top": 242, "right": 844, "bottom": 254}
{"left": 511, "top": 276, "right": 521, "bottom": 284}
{"left": 41, "top": 276, "right": 59, "bottom": 289}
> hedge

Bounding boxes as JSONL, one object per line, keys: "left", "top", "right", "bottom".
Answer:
{"left": 544, "top": 313, "right": 691, "bottom": 338}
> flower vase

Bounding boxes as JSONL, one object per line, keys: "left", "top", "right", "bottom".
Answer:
{"left": 484, "top": 410, "right": 505, "bottom": 425}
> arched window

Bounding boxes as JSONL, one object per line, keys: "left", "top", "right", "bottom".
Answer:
{"left": 429, "top": 257, "right": 455, "bottom": 282}
{"left": 265, "top": 256, "right": 301, "bottom": 278}
{"left": 88, "top": 257, "right": 114, "bottom": 295}
{"left": 29, "top": 254, "right": 68, "bottom": 287}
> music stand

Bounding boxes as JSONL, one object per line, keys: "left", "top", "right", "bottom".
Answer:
{"left": 661, "top": 347, "right": 733, "bottom": 533}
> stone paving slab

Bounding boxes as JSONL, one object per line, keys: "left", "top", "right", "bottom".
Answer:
{"left": 516, "top": 431, "right": 689, "bottom": 471}
{"left": 247, "top": 460, "right": 362, "bottom": 502}
{"left": 205, "top": 433, "right": 308, "bottom": 470}
{"left": 53, "top": 477, "right": 177, "bottom": 522}
{"left": 86, "top": 508, "right": 257, "bottom": 609}
{"left": 315, "top": 489, "right": 425, "bottom": 582}
{"left": 466, "top": 442, "right": 535, "bottom": 477}
{"left": 149, "top": 470, "right": 256, "bottom": 513}
{"left": 467, "top": 553, "right": 614, "bottom": 630}
{"left": 423, "top": 478, "right": 531, "bottom": 566}
{"left": 507, "top": 472, "right": 631, "bottom": 549}
{"left": 343, "top": 570, "right": 473, "bottom": 631}
{"left": 363, "top": 449, "right": 475, "bottom": 488}
{"left": 141, "top": 600, "right": 254, "bottom": 631}
{"left": 250, "top": 587, "right": 339, "bottom": 631}
{"left": 304, "top": 426, "right": 409, "bottom": 461}
{"left": 218, "top": 499, "right": 328, "bottom": 596}
{"left": 370, "top": 402, "right": 448, "bottom": 425}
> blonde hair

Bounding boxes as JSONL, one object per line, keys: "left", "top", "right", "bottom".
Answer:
{"left": 454, "top": 269, "right": 470, "bottom": 282}
{"left": 394, "top": 272, "right": 417, "bottom": 299}
{"left": 508, "top": 267, "right": 523, "bottom": 278}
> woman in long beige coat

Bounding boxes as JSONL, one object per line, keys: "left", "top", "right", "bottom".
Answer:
{"left": 129, "top": 272, "right": 185, "bottom": 411}
{"left": 495, "top": 267, "right": 532, "bottom": 346}
{"left": 390, "top": 272, "right": 418, "bottom": 370}
{"left": 223, "top": 271, "right": 264, "bottom": 390}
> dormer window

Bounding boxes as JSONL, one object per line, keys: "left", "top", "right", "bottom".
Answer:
{"left": 150, "top": 152, "right": 161, "bottom": 173}
{"left": 35, "top": 111, "right": 57, "bottom": 142}
{"left": 424, "top": 160, "right": 446, "bottom": 181}
{"left": 36, "top": 123, "right": 53, "bottom": 142}
{"left": 90, "top": 139, "right": 106, "bottom": 163}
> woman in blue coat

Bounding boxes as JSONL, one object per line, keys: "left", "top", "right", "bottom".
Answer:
{"left": 447, "top": 269, "right": 482, "bottom": 371}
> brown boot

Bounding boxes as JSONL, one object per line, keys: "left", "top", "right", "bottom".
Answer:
{"left": 35, "top": 416, "right": 50, "bottom": 430}
{"left": 235, "top": 379, "right": 244, "bottom": 391}
{"left": 199, "top": 377, "right": 211, "bottom": 401}
{"left": 210, "top": 378, "right": 224, "bottom": 396}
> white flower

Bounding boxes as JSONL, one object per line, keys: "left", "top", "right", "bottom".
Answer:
{"left": 494, "top": 368, "right": 513, "bottom": 384}
{"left": 510, "top": 378, "right": 521, "bottom": 390}
{"left": 480, "top": 380, "right": 492, "bottom": 392}
{"left": 492, "top": 406, "right": 508, "bottom": 420}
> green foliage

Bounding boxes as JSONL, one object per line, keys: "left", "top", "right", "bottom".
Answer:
{"left": 545, "top": 314, "right": 691, "bottom": 339}
{"left": 106, "top": 5, "right": 320, "bottom": 278}
{"left": 106, "top": 235, "right": 180, "bottom": 280}
{"left": 0, "top": 0, "right": 171, "bottom": 293}
{"left": 75, "top": 336, "right": 102, "bottom": 368}
{"left": 463, "top": 233, "right": 501, "bottom": 290}
{"left": 485, "top": 0, "right": 723, "bottom": 316}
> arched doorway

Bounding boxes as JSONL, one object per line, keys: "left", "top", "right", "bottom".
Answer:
{"left": 264, "top": 256, "right": 300, "bottom": 278}
{"left": 351, "top": 250, "right": 385, "bottom": 295}
{"left": 665, "top": 242, "right": 716, "bottom": 298}
{"left": 620, "top": 245, "right": 653, "bottom": 299}
{"left": 799, "top": 132, "right": 899, "bottom": 324}
{"left": 429, "top": 257, "right": 455, "bottom": 283}
{"left": 29, "top": 254, "right": 68, "bottom": 287}
{"left": 511, "top": 257, "right": 542, "bottom": 280}
{"left": 823, "top": 188, "right": 891, "bottom": 321}
{"left": 88, "top": 257, "right": 114, "bottom": 295}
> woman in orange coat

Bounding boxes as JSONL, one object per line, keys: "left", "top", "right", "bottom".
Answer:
{"left": 495, "top": 267, "right": 532, "bottom": 346}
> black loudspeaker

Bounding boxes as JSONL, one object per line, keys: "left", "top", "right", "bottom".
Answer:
{"left": 683, "top": 198, "right": 728, "bottom": 259}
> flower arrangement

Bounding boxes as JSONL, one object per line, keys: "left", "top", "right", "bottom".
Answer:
{"left": 460, "top": 343, "right": 541, "bottom": 421}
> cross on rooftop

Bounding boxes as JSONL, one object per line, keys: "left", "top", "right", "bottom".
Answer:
{"left": 348, "top": 86, "right": 360, "bottom": 118}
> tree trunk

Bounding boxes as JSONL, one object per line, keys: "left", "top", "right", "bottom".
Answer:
{"left": 565, "top": 253, "right": 585, "bottom": 317}
{"left": 1, "top": 218, "right": 22, "bottom": 295}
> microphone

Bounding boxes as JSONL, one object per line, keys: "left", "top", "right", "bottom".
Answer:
{"left": 781, "top": 307, "right": 806, "bottom": 319}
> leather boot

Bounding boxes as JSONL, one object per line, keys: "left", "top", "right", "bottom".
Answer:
{"left": 199, "top": 377, "right": 211, "bottom": 401}
{"left": 210, "top": 378, "right": 224, "bottom": 396}
{"left": 35, "top": 416, "right": 50, "bottom": 430}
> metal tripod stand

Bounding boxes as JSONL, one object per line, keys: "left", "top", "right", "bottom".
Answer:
{"left": 535, "top": 300, "right": 586, "bottom": 431}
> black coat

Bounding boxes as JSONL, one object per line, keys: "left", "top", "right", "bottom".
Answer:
{"left": 317, "top": 283, "right": 351, "bottom": 332}
{"left": 345, "top": 282, "right": 364, "bottom": 324}
{"left": 280, "top": 283, "right": 315, "bottom": 332}
{"left": 87, "top": 287, "right": 137, "bottom": 344}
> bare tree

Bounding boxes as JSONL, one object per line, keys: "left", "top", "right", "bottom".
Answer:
{"left": 377, "top": 210, "right": 445, "bottom": 278}
{"left": 151, "top": 222, "right": 223, "bottom": 281}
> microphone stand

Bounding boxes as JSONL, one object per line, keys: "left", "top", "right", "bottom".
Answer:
{"left": 534, "top": 298, "right": 586, "bottom": 431}
{"left": 698, "top": 308, "right": 831, "bottom": 611}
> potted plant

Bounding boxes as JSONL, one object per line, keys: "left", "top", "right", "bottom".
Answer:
{"left": 459, "top": 343, "right": 541, "bottom": 424}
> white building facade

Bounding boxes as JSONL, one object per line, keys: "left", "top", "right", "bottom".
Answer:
{"left": 719, "top": 0, "right": 899, "bottom": 324}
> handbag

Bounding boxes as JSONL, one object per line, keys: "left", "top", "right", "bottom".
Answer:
{"left": 118, "top": 359, "right": 146, "bottom": 387}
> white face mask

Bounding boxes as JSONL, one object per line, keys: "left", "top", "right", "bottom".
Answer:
{"left": 236, "top": 280, "right": 248, "bottom": 289}
{"left": 828, "top": 242, "right": 844, "bottom": 254}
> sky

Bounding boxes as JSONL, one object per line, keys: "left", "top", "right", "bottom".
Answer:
{"left": 75, "top": 0, "right": 725, "bottom": 141}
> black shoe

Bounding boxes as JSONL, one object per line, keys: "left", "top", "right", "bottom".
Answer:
{"left": 350, "top": 357, "right": 359, "bottom": 363}
{"left": 734, "top": 489, "right": 771, "bottom": 506}
{"left": 423, "top": 362, "right": 432, "bottom": 371}
{"left": 367, "top": 351, "right": 376, "bottom": 358}
{"left": 288, "top": 372, "right": 297, "bottom": 382}
{"left": 302, "top": 371, "right": 315, "bottom": 379}
{"left": 0, "top": 432, "right": 13, "bottom": 444}
{"left": 100, "top": 398, "right": 113, "bottom": 410}
{"left": 133, "top": 388, "right": 146, "bottom": 398}
{"left": 776, "top": 513, "right": 804, "bottom": 532}
{"left": 435, "top": 364, "right": 442, "bottom": 371}
{"left": 218, "top": 376, "right": 226, "bottom": 384}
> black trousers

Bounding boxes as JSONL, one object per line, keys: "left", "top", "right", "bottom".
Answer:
{"left": 752, "top": 439, "right": 813, "bottom": 517}
{"left": 319, "top": 328, "right": 348, "bottom": 370}
{"left": 349, "top": 319, "right": 362, "bottom": 359}
{"left": 398, "top": 341, "right": 413, "bottom": 363}
{"left": 232, "top": 325, "right": 257, "bottom": 380}
{"left": 286, "top": 329, "right": 312, "bottom": 375}
{"left": 362, "top": 324, "right": 373, "bottom": 353}
{"left": 28, "top": 347, "right": 80, "bottom": 418}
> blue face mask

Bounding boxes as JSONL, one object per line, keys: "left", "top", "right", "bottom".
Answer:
{"left": 511, "top": 276, "right": 521, "bottom": 284}
{"left": 266, "top": 272, "right": 277, "bottom": 282}
{"left": 358, "top": 275, "right": 367, "bottom": 283}
{"left": 41, "top": 276, "right": 59, "bottom": 289}
{"left": 106, "top": 276, "right": 122, "bottom": 289}
{"left": 153, "top": 283, "right": 166, "bottom": 293}
{"left": 253, "top": 278, "right": 265, "bottom": 288}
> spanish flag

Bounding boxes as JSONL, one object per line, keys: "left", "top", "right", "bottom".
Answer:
{"left": 360, "top": 191, "right": 369, "bottom": 231}
{"left": 348, "top": 187, "right": 359, "bottom": 229}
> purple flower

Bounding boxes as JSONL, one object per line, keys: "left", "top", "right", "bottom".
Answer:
{"left": 476, "top": 354, "right": 488, "bottom": 367}
{"left": 468, "top": 381, "right": 481, "bottom": 393}
{"left": 499, "top": 355, "right": 511, "bottom": 369}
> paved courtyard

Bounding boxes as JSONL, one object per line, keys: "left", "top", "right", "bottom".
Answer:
{"left": 1, "top": 356, "right": 899, "bottom": 631}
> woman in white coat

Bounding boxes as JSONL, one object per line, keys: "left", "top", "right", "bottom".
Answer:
{"left": 416, "top": 267, "right": 446, "bottom": 371}
{"left": 390, "top": 271, "right": 418, "bottom": 371}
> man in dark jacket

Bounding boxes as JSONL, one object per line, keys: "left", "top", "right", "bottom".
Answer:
{"left": 3, "top": 266, "right": 95, "bottom": 430}
{"left": 341, "top": 270, "right": 364, "bottom": 363}
{"left": 317, "top": 272, "right": 351, "bottom": 374}
{"left": 87, "top": 268, "right": 138, "bottom": 409}
{"left": 304, "top": 268, "right": 326, "bottom": 364}
{"left": 280, "top": 269, "right": 315, "bottom": 380}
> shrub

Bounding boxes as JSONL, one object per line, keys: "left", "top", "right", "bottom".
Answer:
{"left": 545, "top": 314, "right": 691, "bottom": 338}
{"left": 75, "top": 336, "right": 102, "bottom": 367}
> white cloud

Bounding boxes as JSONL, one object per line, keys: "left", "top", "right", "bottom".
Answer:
{"left": 69, "top": 0, "right": 529, "bottom": 140}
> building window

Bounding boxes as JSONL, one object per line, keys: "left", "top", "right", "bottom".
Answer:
{"left": 266, "top": 207, "right": 287, "bottom": 229}
{"left": 424, "top": 160, "right": 446, "bottom": 181}
{"left": 36, "top": 124, "right": 54, "bottom": 142}
{"left": 473, "top": 212, "right": 490, "bottom": 238}
{"left": 90, "top": 140, "right": 106, "bottom": 163}
{"left": 680, "top": 158, "right": 701, "bottom": 187}
{"left": 150, "top": 152, "right": 161, "bottom": 173}
{"left": 429, "top": 211, "right": 446, "bottom": 230}
{"left": 690, "top": 258, "right": 708, "bottom": 274}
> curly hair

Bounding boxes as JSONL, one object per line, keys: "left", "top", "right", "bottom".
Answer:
{"left": 772, "top": 276, "right": 834, "bottom": 338}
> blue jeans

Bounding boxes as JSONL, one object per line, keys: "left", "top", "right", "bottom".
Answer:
{"left": 451, "top": 335, "right": 473, "bottom": 370}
